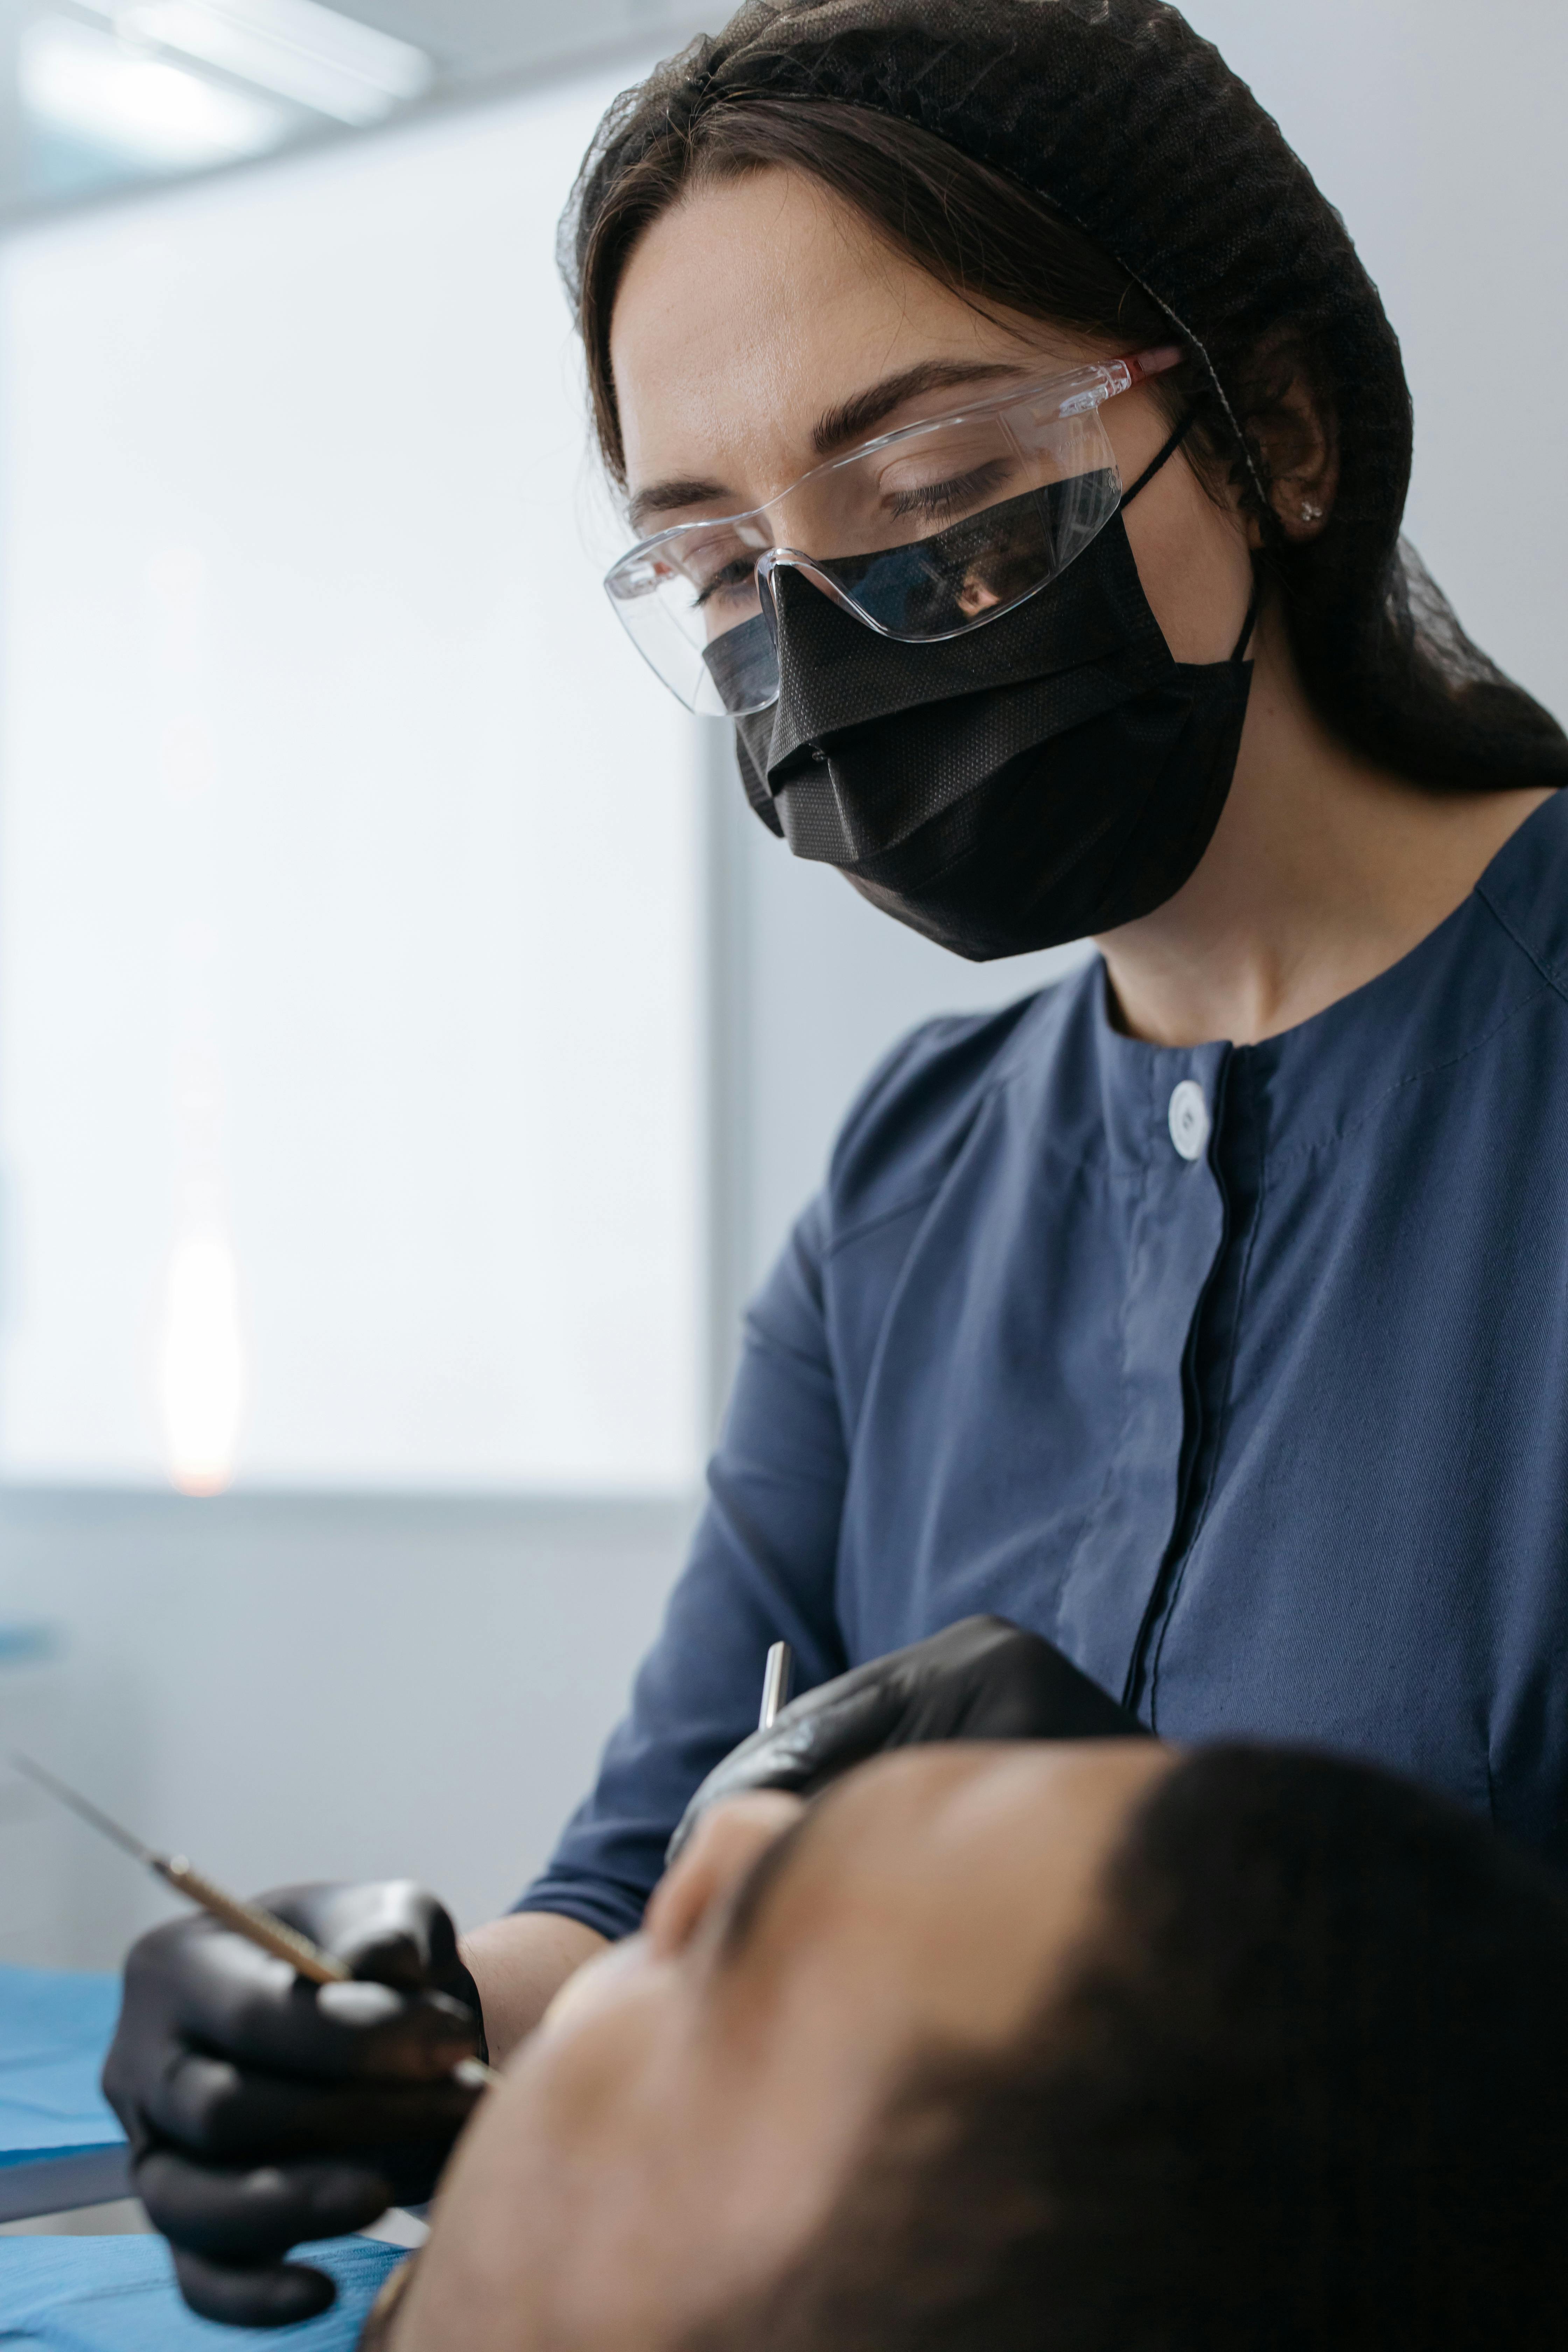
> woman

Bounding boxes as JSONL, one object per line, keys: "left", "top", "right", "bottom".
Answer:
{"left": 105, "top": 1, "right": 1568, "bottom": 2326}
{"left": 510, "top": 0, "right": 1568, "bottom": 1935}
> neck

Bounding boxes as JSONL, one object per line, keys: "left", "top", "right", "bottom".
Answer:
{"left": 1096, "top": 607, "right": 1554, "bottom": 1049}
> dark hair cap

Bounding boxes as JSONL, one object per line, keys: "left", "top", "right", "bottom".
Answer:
{"left": 567, "top": 0, "right": 1412, "bottom": 564}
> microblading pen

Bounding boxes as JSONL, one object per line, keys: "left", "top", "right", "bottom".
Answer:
{"left": 9, "top": 1751, "right": 499, "bottom": 2092}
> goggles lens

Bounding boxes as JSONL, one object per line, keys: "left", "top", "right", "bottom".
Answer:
{"left": 604, "top": 358, "right": 1170, "bottom": 716}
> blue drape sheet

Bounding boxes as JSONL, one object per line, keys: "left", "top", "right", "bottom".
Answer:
{"left": 0, "top": 2237, "right": 406, "bottom": 2349}
{"left": 0, "top": 1970, "right": 122, "bottom": 2173}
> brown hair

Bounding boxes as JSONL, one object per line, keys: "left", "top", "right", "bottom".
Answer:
{"left": 578, "top": 98, "right": 1241, "bottom": 502}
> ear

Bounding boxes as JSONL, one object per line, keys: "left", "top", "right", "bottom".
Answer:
{"left": 1242, "top": 341, "right": 1339, "bottom": 547}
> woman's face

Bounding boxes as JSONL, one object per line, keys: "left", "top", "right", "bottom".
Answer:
{"left": 609, "top": 164, "right": 1254, "bottom": 670}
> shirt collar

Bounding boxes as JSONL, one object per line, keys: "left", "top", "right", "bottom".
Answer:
{"left": 1010, "top": 789, "right": 1568, "bottom": 1169}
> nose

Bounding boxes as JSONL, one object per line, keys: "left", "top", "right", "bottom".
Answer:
{"left": 755, "top": 548, "right": 846, "bottom": 649}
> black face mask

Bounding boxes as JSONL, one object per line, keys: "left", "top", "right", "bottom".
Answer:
{"left": 720, "top": 433, "right": 1256, "bottom": 961}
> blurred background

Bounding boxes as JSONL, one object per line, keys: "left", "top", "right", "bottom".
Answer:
{"left": 0, "top": 0, "right": 1563, "bottom": 1980}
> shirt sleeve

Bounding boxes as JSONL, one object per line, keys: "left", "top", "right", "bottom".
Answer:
{"left": 513, "top": 1192, "right": 851, "bottom": 1942}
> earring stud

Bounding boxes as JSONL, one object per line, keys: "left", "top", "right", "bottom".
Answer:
{"left": 1300, "top": 499, "right": 1324, "bottom": 523}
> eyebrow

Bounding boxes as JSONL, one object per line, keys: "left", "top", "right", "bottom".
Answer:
{"left": 810, "top": 358, "right": 1022, "bottom": 457}
{"left": 710, "top": 1805, "right": 821, "bottom": 1976}
{"left": 625, "top": 359, "right": 1024, "bottom": 536}
{"left": 626, "top": 473, "right": 733, "bottom": 533}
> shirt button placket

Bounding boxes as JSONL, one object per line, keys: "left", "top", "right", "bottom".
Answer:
{"left": 1054, "top": 1044, "right": 1231, "bottom": 1699}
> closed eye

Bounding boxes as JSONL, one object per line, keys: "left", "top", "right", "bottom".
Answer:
{"left": 886, "top": 457, "right": 1015, "bottom": 524}
{"left": 692, "top": 555, "right": 759, "bottom": 610}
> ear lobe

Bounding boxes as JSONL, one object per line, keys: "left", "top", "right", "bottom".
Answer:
{"left": 1241, "top": 339, "right": 1339, "bottom": 545}
{"left": 1272, "top": 430, "right": 1339, "bottom": 542}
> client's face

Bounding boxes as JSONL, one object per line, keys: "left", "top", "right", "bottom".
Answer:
{"left": 395, "top": 1741, "right": 1170, "bottom": 2352}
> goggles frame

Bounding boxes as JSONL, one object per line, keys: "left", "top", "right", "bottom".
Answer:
{"left": 604, "top": 345, "right": 1183, "bottom": 714}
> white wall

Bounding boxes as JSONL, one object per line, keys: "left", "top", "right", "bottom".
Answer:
{"left": 1178, "top": 0, "right": 1568, "bottom": 728}
{"left": 0, "top": 62, "right": 705, "bottom": 1499}
{"left": 0, "top": 1489, "right": 696, "bottom": 1963}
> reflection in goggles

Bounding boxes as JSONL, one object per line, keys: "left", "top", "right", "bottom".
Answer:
{"left": 810, "top": 484, "right": 1074, "bottom": 637}
{"left": 700, "top": 475, "right": 1116, "bottom": 714}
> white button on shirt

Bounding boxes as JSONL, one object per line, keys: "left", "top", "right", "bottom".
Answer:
{"left": 1168, "top": 1078, "right": 1211, "bottom": 1162}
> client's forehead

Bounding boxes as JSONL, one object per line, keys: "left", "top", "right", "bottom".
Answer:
{"left": 720, "top": 1741, "right": 1171, "bottom": 2051}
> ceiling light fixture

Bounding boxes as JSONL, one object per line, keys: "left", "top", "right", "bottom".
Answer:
{"left": 21, "top": 13, "right": 292, "bottom": 167}
{"left": 110, "top": 0, "right": 434, "bottom": 126}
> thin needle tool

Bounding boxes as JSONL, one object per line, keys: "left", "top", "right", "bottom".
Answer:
{"left": 760, "top": 1640, "right": 794, "bottom": 1731}
{"left": 9, "top": 1751, "right": 498, "bottom": 2091}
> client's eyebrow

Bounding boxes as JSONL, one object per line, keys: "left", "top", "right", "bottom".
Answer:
{"left": 711, "top": 1806, "right": 822, "bottom": 1976}
{"left": 625, "top": 359, "right": 1022, "bottom": 535}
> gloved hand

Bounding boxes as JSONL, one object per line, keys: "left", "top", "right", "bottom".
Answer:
{"left": 668, "top": 1615, "right": 1147, "bottom": 1862}
{"left": 102, "top": 1881, "right": 486, "bottom": 2330}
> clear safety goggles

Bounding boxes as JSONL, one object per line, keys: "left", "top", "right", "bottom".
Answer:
{"left": 603, "top": 346, "right": 1182, "bottom": 717}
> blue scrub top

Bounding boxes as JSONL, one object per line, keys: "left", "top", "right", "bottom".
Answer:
{"left": 523, "top": 790, "right": 1568, "bottom": 1941}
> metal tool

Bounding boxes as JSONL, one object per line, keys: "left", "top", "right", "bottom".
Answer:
{"left": 9, "top": 1751, "right": 499, "bottom": 2092}
{"left": 759, "top": 1640, "right": 794, "bottom": 1731}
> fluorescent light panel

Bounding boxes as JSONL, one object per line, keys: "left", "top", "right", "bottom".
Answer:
{"left": 21, "top": 13, "right": 292, "bottom": 166}
{"left": 119, "top": 0, "right": 432, "bottom": 125}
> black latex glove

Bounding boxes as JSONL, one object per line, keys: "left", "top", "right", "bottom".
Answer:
{"left": 668, "top": 1615, "right": 1148, "bottom": 1862}
{"left": 102, "top": 1880, "right": 486, "bottom": 2330}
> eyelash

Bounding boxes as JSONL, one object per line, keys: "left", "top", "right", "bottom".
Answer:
{"left": 692, "top": 558, "right": 756, "bottom": 610}
{"left": 887, "top": 458, "right": 1013, "bottom": 521}
{"left": 689, "top": 457, "right": 1015, "bottom": 606}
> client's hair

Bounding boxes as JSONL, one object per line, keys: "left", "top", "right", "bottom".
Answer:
{"left": 693, "top": 1744, "right": 1568, "bottom": 2352}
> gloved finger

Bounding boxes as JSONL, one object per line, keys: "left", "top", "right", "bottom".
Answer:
{"left": 881, "top": 1617, "right": 1149, "bottom": 1744}
{"left": 136, "top": 2149, "right": 394, "bottom": 2263}
{"left": 314, "top": 1978, "right": 483, "bottom": 2076}
{"left": 119, "top": 1921, "right": 482, "bottom": 2079}
{"left": 667, "top": 1678, "right": 900, "bottom": 1861}
{"left": 142, "top": 2049, "right": 483, "bottom": 2161}
{"left": 261, "top": 1882, "right": 471, "bottom": 2001}
{"left": 667, "top": 1620, "right": 1148, "bottom": 1864}
{"left": 170, "top": 2245, "right": 338, "bottom": 2331}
